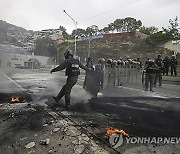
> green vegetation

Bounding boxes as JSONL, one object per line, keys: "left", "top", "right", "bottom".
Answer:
{"left": 34, "top": 38, "right": 57, "bottom": 57}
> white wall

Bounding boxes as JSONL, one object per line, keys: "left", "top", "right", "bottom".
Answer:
{"left": 164, "top": 40, "right": 180, "bottom": 54}
{"left": 0, "top": 51, "right": 51, "bottom": 68}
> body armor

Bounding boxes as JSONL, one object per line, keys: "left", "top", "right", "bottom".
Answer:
{"left": 65, "top": 58, "right": 80, "bottom": 77}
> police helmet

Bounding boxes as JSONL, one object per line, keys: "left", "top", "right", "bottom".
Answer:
{"left": 106, "top": 59, "right": 112, "bottom": 64}
{"left": 112, "top": 60, "right": 117, "bottom": 64}
{"left": 87, "top": 57, "right": 93, "bottom": 62}
{"left": 149, "top": 59, "right": 155, "bottom": 64}
{"left": 64, "top": 50, "right": 73, "bottom": 59}
{"left": 157, "top": 54, "right": 161, "bottom": 57}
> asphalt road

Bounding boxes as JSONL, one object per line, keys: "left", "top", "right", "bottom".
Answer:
{"left": 0, "top": 68, "right": 180, "bottom": 154}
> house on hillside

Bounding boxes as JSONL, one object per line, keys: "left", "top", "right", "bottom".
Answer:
{"left": 34, "top": 29, "right": 63, "bottom": 40}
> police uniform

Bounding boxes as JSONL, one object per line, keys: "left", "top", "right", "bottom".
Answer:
{"left": 51, "top": 51, "right": 89, "bottom": 110}
{"left": 170, "top": 55, "right": 178, "bottom": 76}
{"left": 154, "top": 55, "right": 163, "bottom": 87}
{"left": 83, "top": 57, "right": 94, "bottom": 89}
{"left": 144, "top": 60, "right": 158, "bottom": 91}
{"left": 95, "top": 58, "right": 105, "bottom": 89}
{"left": 163, "top": 56, "right": 170, "bottom": 76}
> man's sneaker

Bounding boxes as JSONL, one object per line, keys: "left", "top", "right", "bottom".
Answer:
{"left": 53, "top": 96, "right": 59, "bottom": 103}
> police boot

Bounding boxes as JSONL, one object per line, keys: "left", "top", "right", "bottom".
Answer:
{"left": 53, "top": 96, "right": 59, "bottom": 103}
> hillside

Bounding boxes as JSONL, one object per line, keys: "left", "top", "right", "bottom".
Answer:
{"left": 0, "top": 20, "right": 33, "bottom": 45}
{"left": 66, "top": 35, "right": 174, "bottom": 63}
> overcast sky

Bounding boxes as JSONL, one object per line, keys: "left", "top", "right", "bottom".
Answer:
{"left": 0, "top": 0, "right": 179, "bottom": 34}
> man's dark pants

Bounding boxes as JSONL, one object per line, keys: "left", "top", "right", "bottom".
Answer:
{"left": 171, "top": 66, "right": 177, "bottom": 76}
{"left": 154, "top": 72, "right": 162, "bottom": 87}
{"left": 145, "top": 73, "right": 155, "bottom": 91}
{"left": 56, "top": 76, "right": 78, "bottom": 105}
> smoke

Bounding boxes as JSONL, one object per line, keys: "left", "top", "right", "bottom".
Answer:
{"left": 71, "top": 85, "right": 93, "bottom": 104}
{"left": 30, "top": 96, "right": 48, "bottom": 109}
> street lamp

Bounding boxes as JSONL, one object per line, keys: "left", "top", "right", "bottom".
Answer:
{"left": 63, "top": 10, "right": 78, "bottom": 56}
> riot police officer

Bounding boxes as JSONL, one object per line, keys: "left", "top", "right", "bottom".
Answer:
{"left": 50, "top": 50, "right": 90, "bottom": 110}
{"left": 95, "top": 58, "right": 105, "bottom": 89}
{"left": 86, "top": 57, "right": 94, "bottom": 70}
{"left": 154, "top": 54, "right": 163, "bottom": 87}
{"left": 144, "top": 59, "right": 158, "bottom": 92}
{"left": 163, "top": 56, "right": 170, "bottom": 76}
{"left": 170, "top": 55, "right": 178, "bottom": 76}
{"left": 83, "top": 57, "right": 94, "bottom": 89}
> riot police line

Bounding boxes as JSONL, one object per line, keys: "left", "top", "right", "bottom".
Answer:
{"left": 50, "top": 50, "right": 178, "bottom": 110}
{"left": 94, "top": 58, "right": 143, "bottom": 88}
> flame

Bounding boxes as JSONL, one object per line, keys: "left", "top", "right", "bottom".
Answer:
{"left": 11, "top": 97, "right": 19, "bottom": 103}
{"left": 106, "top": 127, "right": 129, "bottom": 137}
{"left": 22, "top": 99, "right": 27, "bottom": 103}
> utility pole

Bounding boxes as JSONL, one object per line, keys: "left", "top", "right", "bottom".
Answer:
{"left": 63, "top": 10, "right": 78, "bottom": 56}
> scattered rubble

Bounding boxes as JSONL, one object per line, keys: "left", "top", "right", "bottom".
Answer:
{"left": 39, "top": 139, "right": 50, "bottom": 146}
{"left": 25, "top": 142, "right": 36, "bottom": 149}
{"left": 52, "top": 127, "right": 60, "bottom": 133}
{"left": 74, "top": 144, "right": 85, "bottom": 154}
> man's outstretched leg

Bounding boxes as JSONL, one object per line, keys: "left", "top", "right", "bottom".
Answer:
{"left": 64, "top": 76, "right": 78, "bottom": 110}
{"left": 53, "top": 85, "right": 66, "bottom": 103}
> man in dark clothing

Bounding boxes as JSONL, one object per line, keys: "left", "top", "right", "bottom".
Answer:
{"left": 154, "top": 54, "right": 163, "bottom": 87}
{"left": 170, "top": 55, "right": 178, "bottom": 76}
{"left": 50, "top": 50, "right": 90, "bottom": 110}
{"left": 86, "top": 57, "right": 94, "bottom": 70}
{"left": 136, "top": 58, "right": 142, "bottom": 68}
{"left": 144, "top": 59, "right": 158, "bottom": 92}
{"left": 163, "top": 56, "right": 170, "bottom": 76}
{"left": 145, "top": 57, "right": 150, "bottom": 66}
{"left": 83, "top": 57, "right": 94, "bottom": 89}
{"left": 95, "top": 58, "right": 105, "bottom": 89}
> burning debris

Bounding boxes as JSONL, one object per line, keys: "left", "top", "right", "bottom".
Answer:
{"left": 11, "top": 97, "right": 27, "bottom": 103}
{"left": 11, "top": 97, "right": 19, "bottom": 103}
{"left": 106, "top": 127, "right": 129, "bottom": 137}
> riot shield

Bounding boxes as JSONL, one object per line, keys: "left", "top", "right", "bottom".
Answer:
{"left": 84, "top": 70, "right": 101, "bottom": 96}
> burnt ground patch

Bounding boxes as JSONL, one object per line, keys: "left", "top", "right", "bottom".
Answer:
{"left": 0, "top": 105, "right": 53, "bottom": 149}
{"left": 57, "top": 96, "right": 180, "bottom": 140}
{"left": 88, "top": 97, "right": 180, "bottom": 137}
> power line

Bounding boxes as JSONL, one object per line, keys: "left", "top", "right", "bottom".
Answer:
{"left": 81, "top": 0, "right": 142, "bottom": 21}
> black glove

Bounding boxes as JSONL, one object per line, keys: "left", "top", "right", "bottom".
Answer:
{"left": 50, "top": 70, "right": 53, "bottom": 74}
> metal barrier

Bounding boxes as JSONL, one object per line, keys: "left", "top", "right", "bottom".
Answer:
{"left": 103, "top": 62, "right": 143, "bottom": 88}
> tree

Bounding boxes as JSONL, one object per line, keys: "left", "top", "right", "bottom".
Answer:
{"left": 122, "top": 17, "right": 142, "bottom": 32}
{"left": 101, "top": 27, "right": 109, "bottom": 34}
{"left": 139, "top": 26, "right": 158, "bottom": 35}
{"left": 164, "top": 16, "right": 180, "bottom": 40}
{"left": 107, "top": 23, "right": 115, "bottom": 33}
{"left": 85, "top": 25, "right": 99, "bottom": 36}
{"left": 34, "top": 38, "right": 57, "bottom": 57}
{"left": 59, "top": 25, "right": 70, "bottom": 40}
{"left": 71, "top": 28, "right": 86, "bottom": 38}
{"left": 148, "top": 16, "right": 180, "bottom": 45}
{"left": 113, "top": 19, "right": 123, "bottom": 32}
